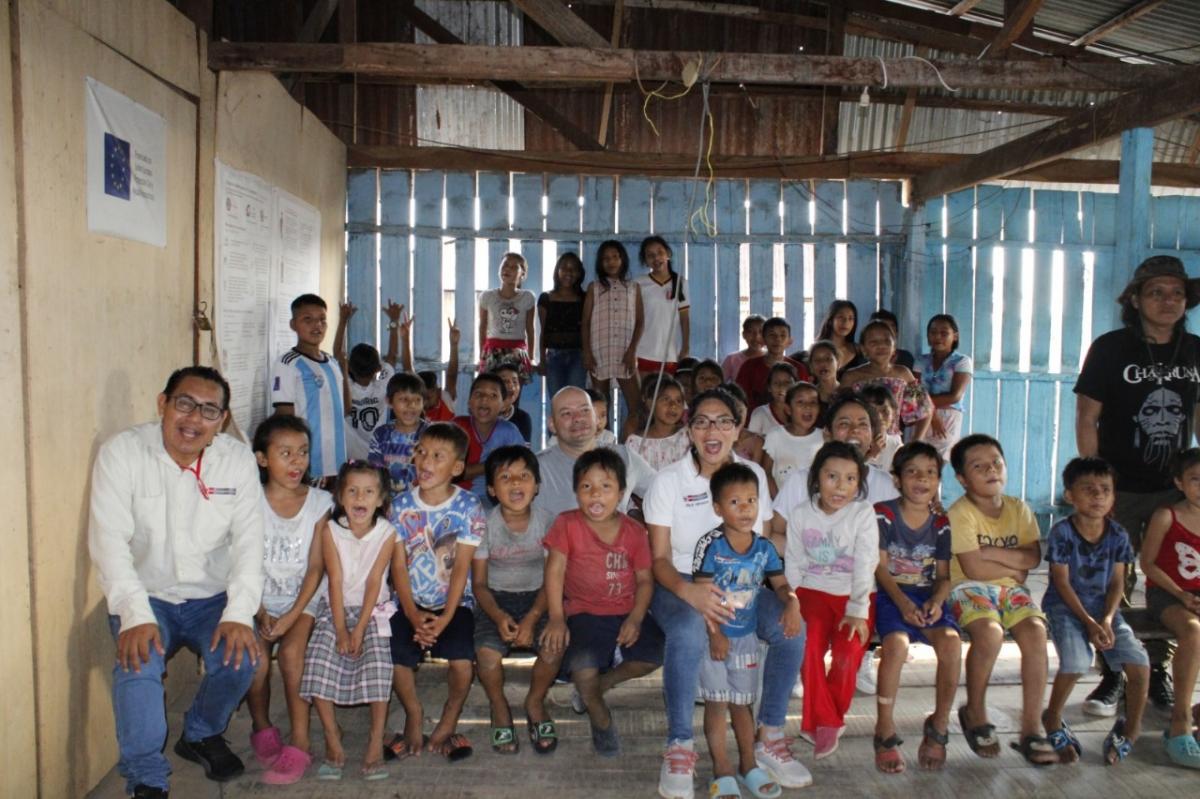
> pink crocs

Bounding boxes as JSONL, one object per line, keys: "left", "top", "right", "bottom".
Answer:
{"left": 262, "top": 745, "right": 312, "bottom": 785}
{"left": 250, "top": 726, "right": 284, "bottom": 767}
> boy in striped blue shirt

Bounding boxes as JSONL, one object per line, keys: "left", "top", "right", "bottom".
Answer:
{"left": 271, "top": 293, "right": 346, "bottom": 480}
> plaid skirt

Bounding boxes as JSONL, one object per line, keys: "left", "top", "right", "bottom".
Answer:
{"left": 299, "top": 601, "right": 393, "bottom": 704}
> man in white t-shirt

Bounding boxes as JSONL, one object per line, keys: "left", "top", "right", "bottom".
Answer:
{"left": 89, "top": 366, "right": 264, "bottom": 798}
{"left": 270, "top": 293, "right": 346, "bottom": 479}
{"left": 534, "top": 386, "right": 655, "bottom": 516}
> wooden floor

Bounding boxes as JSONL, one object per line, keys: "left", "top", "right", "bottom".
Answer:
{"left": 87, "top": 637, "right": 1200, "bottom": 799}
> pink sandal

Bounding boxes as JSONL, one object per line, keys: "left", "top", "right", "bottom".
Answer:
{"left": 262, "top": 745, "right": 312, "bottom": 785}
{"left": 250, "top": 726, "right": 284, "bottom": 766}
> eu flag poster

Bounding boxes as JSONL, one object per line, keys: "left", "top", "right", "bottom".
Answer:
{"left": 85, "top": 77, "right": 167, "bottom": 247}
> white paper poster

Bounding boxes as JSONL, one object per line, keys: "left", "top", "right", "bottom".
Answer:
{"left": 214, "top": 161, "right": 321, "bottom": 438}
{"left": 85, "top": 77, "right": 167, "bottom": 247}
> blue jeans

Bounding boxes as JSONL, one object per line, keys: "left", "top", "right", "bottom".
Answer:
{"left": 543, "top": 348, "right": 587, "bottom": 400}
{"left": 107, "top": 593, "right": 255, "bottom": 792}
{"left": 650, "top": 581, "right": 805, "bottom": 744}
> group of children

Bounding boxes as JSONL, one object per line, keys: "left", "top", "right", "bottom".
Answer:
{"left": 251, "top": 272, "right": 1200, "bottom": 792}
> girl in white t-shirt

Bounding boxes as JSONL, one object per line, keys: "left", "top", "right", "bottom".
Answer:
{"left": 635, "top": 236, "right": 690, "bottom": 378}
{"left": 478, "top": 252, "right": 536, "bottom": 383}
{"left": 625, "top": 374, "right": 691, "bottom": 470}
{"left": 247, "top": 416, "right": 333, "bottom": 784}
{"left": 763, "top": 381, "right": 824, "bottom": 497}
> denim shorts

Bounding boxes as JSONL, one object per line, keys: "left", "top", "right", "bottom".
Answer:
{"left": 473, "top": 590, "right": 546, "bottom": 654}
{"left": 1047, "top": 608, "right": 1149, "bottom": 674}
{"left": 564, "top": 613, "right": 665, "bottom": 674}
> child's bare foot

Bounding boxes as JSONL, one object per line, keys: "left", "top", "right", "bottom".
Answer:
{"left": 360, "top": 756, "right": 388, "bottom": 781}
{"left": 1042, "top": 710, "right": 1081, "bottom": 764}
{"left": 427, "top": 732, "right": 474, "bottom": 762}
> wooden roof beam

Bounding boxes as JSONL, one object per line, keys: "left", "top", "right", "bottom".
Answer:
{"left": 400, "top": 0, "right": 603, "bottom": 151}
{"left": 909, "top": 63, "right": 1200, "bottom": 203}
{"left": 949, "top": 0, "right": 987, "bottom": 15}
{"left": 208, "top": 43, "right": 1177, "bottom": 92}
{"left": 986, "top": 0, "right": 1045, "bottom": 57}
{"left": 561, "top": 0, "right": 828, "bottom": 29}
{"left": 510, "top": 0, "right": 610, "bottom": 48}
{"left": 1070, "top": 0, "right": 1170, "bottom": 48}
{"left": 344, "top": 145, "right": 1200, "bottom": 188}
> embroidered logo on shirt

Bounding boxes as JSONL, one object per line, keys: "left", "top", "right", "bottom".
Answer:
{"left": 206, "top": 487, "right": 237, "bottom": 496}
{"left": 683, "top": 492, "right": 709, "bottom": 507}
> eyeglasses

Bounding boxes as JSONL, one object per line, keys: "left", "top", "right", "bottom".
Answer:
{"left": 172, "top": 394, "right": 224, "bottom": 421}
{"left": 690, "top": 415, "right": 736, "bottom": 431}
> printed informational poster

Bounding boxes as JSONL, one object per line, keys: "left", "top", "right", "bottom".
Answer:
{"left": 85, "top": 77, "right": 167, "bottom": 247}
{"left": 215, "top": 161, "right": 321, "bottom": 437}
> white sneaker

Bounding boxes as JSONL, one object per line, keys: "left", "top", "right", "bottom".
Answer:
{"left": 855, "top": 654, "right": 877, "bottom": 695}
{"left": 658, "top": 741, "right": 698, "bottom": 799}
{"left": 570, "top": 686, "right": 586, "bottom": 715}
{"left": 755, "top": 737, "right": 814, "bottom": 789}
{"left": 791, "top": 678, "right": 804, "bottom": 699}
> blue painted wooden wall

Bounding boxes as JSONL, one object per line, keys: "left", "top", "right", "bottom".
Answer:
{"left": 343, "top": 168, "right": 1200, "bottom": 521}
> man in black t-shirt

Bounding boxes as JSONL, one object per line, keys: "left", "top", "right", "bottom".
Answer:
{"left": 1075, "top": 255, "right": 1200, "bottom": 712}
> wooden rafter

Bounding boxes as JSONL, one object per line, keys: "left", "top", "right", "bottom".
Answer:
{"left": 345, "top": 144, "right": 1200, "bottom": 187}
{"left": 597, "top": 0, "right": 625, "bottom": 147}
{"left": 207, "top": 43, "right": 1177, "bottom": 92}
{"left": 949, "top": 0, "right": 986, "bottom": 15}
{"left": 510, "top": 0, "right": 610, "bottom": 48}
{"left": 987, "top": 0, "right": 1044, "bottom": 57}
{"left": 283, "top": 0, "right": 339, "bottom": 93}
{"left": 1070, "top": 0, "right": 1170, "bottom": 48}
{"left": 400, "top": 0, "right": 603, "bottom": 150}
{"left": 568, "top": 0, "right": 827, "bottom": 29}
{"left": 909, "top": 63, "right": 1200, "bottom": 203}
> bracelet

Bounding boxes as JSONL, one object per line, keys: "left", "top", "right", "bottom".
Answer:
{"left": 387, "top": 322, "right": 399, "bottom": 331}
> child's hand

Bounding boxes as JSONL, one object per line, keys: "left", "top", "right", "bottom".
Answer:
{"left": 686, "top": 582, "right": 735, "bottom": 628}
{"left": 384, "top": 300, "right": 404, "bottom": 323}
{"left": 616, "top": 615, "right": 642, "bottom": 648}
{"left": 930, "top": 412, "right": 946, "bottom": 438}
{"left": 583, "top": 350, "right": 597, "bottom": 373}
{"left": 513, "top": 616, "right": 537, "bottom": 649}
{"left": 1183, "top": 592, "right": 1200, "bottom": 615}
{"left": 899, "top": 597, "right": 925, "bottom": 628}
{"left": 540, "top": 618, "right": 569, "bottom": 654}
{"left": 408, "top": 610, "right": 439, "bottom": 648}
{"left": 416, "top": 613, "right": 450, "bottom": 648}
{"left": 497, "top": 613, "right": 519, "bottom": 643}
{"left": 838, "top": 615, "right": 870, "bottom": 645}
{"left": 447, "top": 318, "right": 460, "bottom": 347}
{"left": 349, "top": 627, "right": 366, "bottom": 658}
{"left": 622, "top": 348, "right": 638, "bottom": 373}
{"left": 340, "top": 302, "right": 357, "bottom": 322}
{"left": 779, "top": 597, "right": 802, "bottom": 638}
{"left": 335, "top": 627, "right": 353, "bottom": 655}
{"left": 921, "top": 598, "right": 943, "bottom": 625}
{"left": 708, "top": 630, "right": 729, "bottom": 662}
{"left": 262, "top": 611, "right": 290, "bottom": 642}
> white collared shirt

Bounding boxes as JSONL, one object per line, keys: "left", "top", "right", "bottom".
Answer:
{"left": 643, "top": 454, "right": 772, "bottom": 574}
{"left": 88, "top": 422, "right": 265, "bottom": 632}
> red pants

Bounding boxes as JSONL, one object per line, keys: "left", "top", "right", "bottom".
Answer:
{"left": 796, "top": 587, "right": 875, "bottom": 732}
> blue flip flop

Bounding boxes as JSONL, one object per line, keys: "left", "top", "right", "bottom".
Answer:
{"left": 316, "top": 761, "right": 343, "bottom": 781}
{"left": 1103, "top": 718, "right": 1132, "bottom": 765}
{"left": 738, "top": 766, "right": 782, "bottom": 799}
{"left": 710, "top": 775, "right": 742, "bottom": 799}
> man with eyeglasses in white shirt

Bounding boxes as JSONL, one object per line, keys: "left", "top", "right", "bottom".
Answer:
{"left": 89, "top": 366, "right": 265, "bottom": 799}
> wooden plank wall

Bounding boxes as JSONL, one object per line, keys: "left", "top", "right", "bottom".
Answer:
{"left": 344, "top": 170, "right": 1200, "bottom": 523}
{"left": 915, "top": 185, "right": 1200, "bottom": 526}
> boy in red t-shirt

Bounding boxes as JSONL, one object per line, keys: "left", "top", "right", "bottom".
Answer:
{"left": 735, "top": 317, "right": 811, "bottom": 410}
{"left": 540, "top": 448, "right": 664, "bottom": 757}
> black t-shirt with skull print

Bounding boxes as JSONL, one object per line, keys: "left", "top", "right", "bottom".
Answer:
{"left": 1075, "top": 327, "right": 1200, "bottom": 493}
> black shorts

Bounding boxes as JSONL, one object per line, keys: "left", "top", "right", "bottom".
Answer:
{"left": 1147, "top": 586, "right": 1200, "bottom": 619}
{"left": 474, "top": 590, "right": 546, "bottom": 654}
{"left": 390, "top": 605, "right": 476, "bottom": 667}
{"left": 564, "top": 613, "right": 665, "bottom": 674}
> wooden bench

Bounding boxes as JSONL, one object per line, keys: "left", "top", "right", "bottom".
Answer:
{"left": 1123, "top": 606, "right": 1173, "bottom": 641}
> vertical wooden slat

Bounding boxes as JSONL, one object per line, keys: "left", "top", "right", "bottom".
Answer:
{"left": 1024, "top": 380, "right": 1057, "bottom": 508}
{"left": 972, "top": 376, "right": 1000, "bottom": 438}
{"left": 748, "top": 180, "right": 779, "bottom": 317}
{"left": 689, "top": 242, "right": 717, "bottom": 360}
{"left": 1059, "top": 192, "right": 1085, "bottom": 372}
{"left": 379, "top": 171, "right": 412, "bottom": 345}
{"left": 546, "top": 174, "right": 580, "bottom": 236}
{"left": 412, "top": 170, "right": 444, "bottom": 368}
{"left": 444, "top": 172, "right": 476, "bottom": 407}
{"left": 846, "top": 181, "right": 878, "bottom": 320}
{"left": 1030, "top": 190, "right": 1065, "bottom": 372}
{"left": 346, "top": 169, "right": 379, "bottom": 349}
{"left": 1151, "top": 195, "right": 1182, "bottom": 251}
{"left": 652, "top": 179, "right": 690, "bottom": 237}
{"left": 783, "top": 181, "right": 812, "bottom": 335}
{"left": 972, "top": 185, "right": 1004, "bottom": 370}
{"left": 1115, "top": 128, "right": 1153, "bottom": 275}
{"left": 944, "top": 188, "right": 975, "bottom": 359}
{"left": 715, "top": 179, "right": 745, "bottom": 358}
{"left": 618, "top": 176, "right": 653, "bottom": 238}
{"left": 918, "top": 195, "right": 945, "bottom": 324}
{"left": 1178, "top": 196, "right": 1200, "bottom": 250}
{"left": 478, "top": 171, "right": 510, "bottom": 291}
{"left": 1090, "top": 193, "right": 1119, "bottom": 341}
{"left": 999, "top": 188, "right": 1032, "bottom": 372}
{"left": 1055, "top": 385, "right": 1078, "bottom": 498}
{"left": 997, "top": 378, "right": 1028, "bottom": 499}
{"left": 813, "top": 181, "right": 844, "bottom": 321}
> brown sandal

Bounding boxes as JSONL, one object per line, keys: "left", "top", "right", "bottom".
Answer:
{"left": 918, "top": 715, "right": 949, "bottom": 771}
{"left": 874, "top": 734, "right": 905, "bottom": 774}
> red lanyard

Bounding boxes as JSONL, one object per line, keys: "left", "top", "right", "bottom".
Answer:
{"left": 183, "top": 450, "right": 211, "bottom": 500}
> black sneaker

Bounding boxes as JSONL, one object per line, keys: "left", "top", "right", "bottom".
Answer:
{"left": 1082, "top": 670, "right": 1125, "bottom": 717}
{"left": 1150, "top": 665, "right": 1175, "bottom": 712}
{"left": 174, "top": 734, "right": 245, "bottom": 782}
{"left": 131, "top": 786, "right": 168, "bottom": 799}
